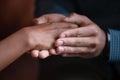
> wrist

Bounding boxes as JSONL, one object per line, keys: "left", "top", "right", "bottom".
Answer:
{"left": 19, "top": 27, "right": 35, "bottom": 51}
{"left": 20, "top": 27, "right": 40, "bottom": 51}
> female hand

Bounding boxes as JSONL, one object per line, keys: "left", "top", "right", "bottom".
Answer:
{"left": 31, "top": 14, "right": 78, "bottom": 58}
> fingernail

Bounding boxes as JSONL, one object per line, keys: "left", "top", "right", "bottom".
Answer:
{"left": 56, "top": 40, "right": 63, "bottom": 46}
{"left": 60, "top": 34, "right": 66, "bottom": 38}
{"left": 32, "top": 19, "right": 38, "bottom": 25}
{"left": 57, "top": 47, "right": 64, "bottom": 54}
{"left": 39, "top": 50, "right": 49, "bottom": 59}
{"left": 64, "top": 18, "right": 69, "bottom": 21}
{"left": 31, "top": 50, "right": 39, "bottom": 58}
{"left": 38, "top": 20, "right": 44, "bottom": 24}
{"left": 37, "top": 19, "right": 46, "bottom": 24}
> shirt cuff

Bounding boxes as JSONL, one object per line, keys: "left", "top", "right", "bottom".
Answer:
{"left": 109, "top": 29, "right": 120, "bottom": 62}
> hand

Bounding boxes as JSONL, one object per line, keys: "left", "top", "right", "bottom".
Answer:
{"left": 33, "top": 13, "right": 66, "bottom": 24}
{"left": 55, "top": 13, "right": 106, "bottom": 59}
{"left": 27, "top": 22, "right": 77, "bottom": 58}
{"left": 31, "top": 14, "right": 77, "bottom": 58}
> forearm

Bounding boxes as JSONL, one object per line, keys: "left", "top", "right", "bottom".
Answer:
{"left": 0, "top": 0, "right": 35, "bottom": 70}
{"left": 0, "top": 29, "right": 30, "bottom": 71}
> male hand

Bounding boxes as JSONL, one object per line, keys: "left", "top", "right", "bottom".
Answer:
{"left": 55, "top": 13, "right": 106, "bottom": 59}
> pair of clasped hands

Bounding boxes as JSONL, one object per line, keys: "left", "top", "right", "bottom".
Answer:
{"left": 30, "top": 13, "right": 106, "bottom": 59}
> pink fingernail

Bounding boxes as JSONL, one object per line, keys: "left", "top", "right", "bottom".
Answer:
{"left": 57, "top": 40, "right": 63, "bottom": 46}
{"left": 60, "top": 34, "right": 66, "bottom": 38}
{"left": 57, "top": 47, "right": 64, "bottom": 54}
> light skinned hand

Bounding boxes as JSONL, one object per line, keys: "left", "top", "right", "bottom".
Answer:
{"left": 55, "top": 13, "right": 106, "bottom": 59}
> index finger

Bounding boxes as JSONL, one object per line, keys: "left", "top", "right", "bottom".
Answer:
{"left": 59, "top": 25, "right": 97, "bottom": 38}
{"left": 64, "top": 13, "right": 94, "bottom": 26}
{"left": 36, "top": 14, "right": 66, "bottom": 24}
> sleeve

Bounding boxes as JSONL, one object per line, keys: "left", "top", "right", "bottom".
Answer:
{"left": 35, "top": 0, "right": 75, "bottom": 17}
{"left": 109, "top": 29, "right": 120, "bottom": 62}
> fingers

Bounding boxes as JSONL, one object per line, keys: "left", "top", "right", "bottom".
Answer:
{"left": 49, "top": 48, "right": 57, "bottom": 55}
{"left": 50, "top": 22, "right": 78, "bottom": 30}
{"left": 55, "top": 37, "right": 96, "bottom": 47}
{"left": 31, "top": 50, "right": 50, "bottom": 59}
{"left": 47, "top": 22, "right": 78, "bottom": 37}
{"left": 35, "top": 14, "right": 66, "bottom": 24}
{"left": 31, "top": 49, "right": 58, "bottom": 59}
{"left": 56, "top": 46, "right": 93, "bottom": 54}
{"left": 62, "top": 53, "right": 92, "bottom": 59}
{"left": 35, "top": 22, "right": 78, "bottom": 31}
{"left": 31, "top": 50, "right": 39, "bottom": 58}
{"left": 62, "top": 53, "right": 85, "bottom": 57}
{"left": 30, "top": 13, "right": 104, "bottom": 59}
{"left": 59, "top": 25, "right": 97, "bottom": 38}
{"left": 64, "top": 13, "right": 94, "bottom": 26}
{"left": 55, "top": 46, "right": 98, "bottom": 58}
{"left": 38, "top": 50, "right": 50, "bottom": 59}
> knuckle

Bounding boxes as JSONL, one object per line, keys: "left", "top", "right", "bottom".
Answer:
{"left": 66, "top": 23, "right": 76, "bottom": 29}
{"left": 63, "top": 31, "right": 70, "bottom": 37}
{"left": 74, "top": 39, "right": 80, "bottom": 46}
{"left": 63, "top": 39, "right": 69, "bottom": 45}
{"left": 91, "top": 39, "right": 100, "bottom": 48}
{"left": 63, "top": 47, "right": 67, "bottom": 53}
{"left": 91, "top": 25, "right": 100, "bottom": 35}
{"left": 94, "top": 29, "right": 99, "bottom": 35}
{"left": 80, "top": 48, "right": 87, "bottom": 53}
{"left": 69, "top": 24, "right": 78, "bottom": 28}
{"left": 90, "top": 40, "right": 97, "bottom": 48}
{"left": 64, "top": 47, "right": 74, "bottom": 53}
{"left": 94, "top": 30, "right": 99, "bottom": 36}
{"left": 95, "top": 39, "right": 100, "bottom": 46}
{"left": 70, "top": 13, "right": 77, "bottom": 17}
{"left": 89, "top": 48, "right": 96, "bottom": 54}
{"left": 50, "top": 23, "right": 58, "bottom": 29}
{"left": 70, "top": 48, "right": 75, "bottom": 53}
{"left": 76, "top": 28, "right": 80, "bottom": 35}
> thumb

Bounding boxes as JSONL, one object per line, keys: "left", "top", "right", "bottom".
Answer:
{"left": 35, "top": 16, "right": 49, "bottom": 24}
{"left": 35, "top": 14, "right": 66, "bottom": 24}
{"left": 64, "top": 13, "right": 94, "bottom": 26}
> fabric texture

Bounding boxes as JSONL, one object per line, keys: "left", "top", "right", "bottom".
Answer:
{"left": 109, "top": 29, "right": 120, "bottom": 62}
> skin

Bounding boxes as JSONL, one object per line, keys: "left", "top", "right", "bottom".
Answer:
{"left": 0, "top": 1, "right": 78, "bottom": 71}
{"left": 0, "top": 0, "right": 39, "bottom": 79}
{"left": 0, "top": 21, "right": 77, "bottom": 71}
{"left": 56, "top": 13, "right": 106, "bottom": 58}
{"left": 0, "top": 0, "right": 105, "bottom": 72}
{"left": 33, "top": 13, "right": 106, "bottom": 59}
{"left": 0, "top": 0, "right": 35, "bottom": 71}
{"left": 31, "top": 14, "right": 73, "bottom": 58}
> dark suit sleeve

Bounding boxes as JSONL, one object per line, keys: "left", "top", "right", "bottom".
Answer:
{"left": 35, "top": 0, "right": 75, "bottom": 17}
